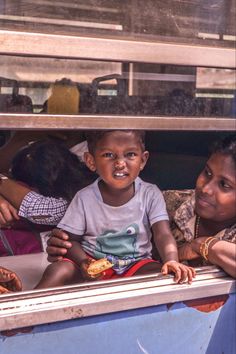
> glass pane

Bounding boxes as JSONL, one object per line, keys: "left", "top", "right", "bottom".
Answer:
{"left": 0, "top": 0, "right": 235, "bottom": 48}
{"left": 0, "top": 55, "right": 235, "bottom": 117}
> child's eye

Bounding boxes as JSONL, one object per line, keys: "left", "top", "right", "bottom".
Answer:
{"left": 126, "top": 152, "right": 137, "bottom": 158}
{"left": 102, "top": 152, "right": 114, "bottom": 158}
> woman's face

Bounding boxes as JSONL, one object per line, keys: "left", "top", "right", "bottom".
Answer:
{"left": 195, "top": 152, "right": 236, "bottom": 225}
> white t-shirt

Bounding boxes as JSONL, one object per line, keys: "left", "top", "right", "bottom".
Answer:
{"left": 58, "top": 177, "right": 168, "bottom": 273}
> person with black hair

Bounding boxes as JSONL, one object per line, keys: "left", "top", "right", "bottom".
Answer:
{"left": 0, "top": 139, "right": 93, "bottom": 293}
{"left": 163, "top": 134, "right": 236, "bottom": 277}
{"left": 0, "top": 139, "right": 94, "bottom": 227}
{"left": 10, "top": 139, "right": 92, "bottom": 201}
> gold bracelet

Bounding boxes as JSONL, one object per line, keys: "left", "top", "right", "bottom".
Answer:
{"left": 199, "top": 237, "right": 215, "bottom": 261}
{"left": 199, "top": 242, "right": 205, "bottom": 259}
{"left": 203, "top": 237, "right": 214, "bottom": 260}
{"left": 205, "top": 237, "right": 217, "bottom": 260}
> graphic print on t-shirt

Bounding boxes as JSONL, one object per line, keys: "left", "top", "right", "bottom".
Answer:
{"left": 92, "top": 223, "right": 139, "bottom": 271}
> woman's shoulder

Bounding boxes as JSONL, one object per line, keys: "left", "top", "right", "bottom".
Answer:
{"left": 222, "top": 224, "right": 236, "bottom": 243}
{"left": 162, "top": 189, "right": 195, "bottom": 219}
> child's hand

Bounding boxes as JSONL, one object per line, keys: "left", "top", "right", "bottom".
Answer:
{"left": 79, "top": 259, "right": 101, "bottom": 281}
{"left": 161, "top": 261, "right": 196, "bottom": 284}
{"left": 0, "top": 267, "right": 22, "bottom": 293}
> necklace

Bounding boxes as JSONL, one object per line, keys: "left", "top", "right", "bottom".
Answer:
{"left": 195, "top": 216, "right": 200, "bottom": 238}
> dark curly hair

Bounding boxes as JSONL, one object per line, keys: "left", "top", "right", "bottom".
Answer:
{"left": 210, "top": 134, "right": 236, "bottom": 165}
{"left": 10, "top": 139, "right": 95, "bottom": 201}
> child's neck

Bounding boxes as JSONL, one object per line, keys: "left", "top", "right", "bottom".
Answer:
{"left": 98, "top": 180, "right": 135, "bottom": 207}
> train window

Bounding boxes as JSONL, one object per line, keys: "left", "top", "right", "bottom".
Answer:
{"left": 0, "top": 0, "right": 235, "bottom": 48}
{"left": 0, "top": 55, "right": 235, "bottom": 117}
{"left": 0, "top": 0, "right": 235, "bottom": 338}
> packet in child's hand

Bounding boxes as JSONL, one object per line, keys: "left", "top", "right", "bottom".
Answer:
{"left": 87, "top": 258, "right": 113, "bottom": 276}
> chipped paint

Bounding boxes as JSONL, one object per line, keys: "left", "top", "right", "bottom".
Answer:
{"left": 184, "top": 294, "right": 229, "bottom": 313}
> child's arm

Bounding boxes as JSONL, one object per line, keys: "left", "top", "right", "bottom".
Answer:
{"left": 62, "top": 231, "right": 97, "bottom": 281}
{"left": 152, "top": 220, "right": 196, "bottom": 284}
{"left": 65, "top": 232, "right": 87, "bottom": 264}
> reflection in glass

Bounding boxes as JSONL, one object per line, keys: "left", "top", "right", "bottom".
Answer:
{"left": 0, "top": 0, "right": 235, "bottom": 47}
{"left": 0, "top": 55, "right": 235, "bottom": 117}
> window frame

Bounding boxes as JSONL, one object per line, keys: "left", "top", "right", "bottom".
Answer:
{"left": 0, "top": 266, "right": 234, "bottom": 331}
{"left": 0, "top": 26, "right": 235, "bottom": 331}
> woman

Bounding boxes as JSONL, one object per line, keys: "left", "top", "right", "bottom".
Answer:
{"left": 170, "top": 134, "right": 235, "bottom": 277}
{"left": 45, "top": 134, "right": 236, "bottom": 278}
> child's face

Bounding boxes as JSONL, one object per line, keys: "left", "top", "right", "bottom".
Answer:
{"left": 85, "top": 131, "right": 149, "bottom": 192}
{"left": 195, "top": 152, "right": 236, "bottom": 224}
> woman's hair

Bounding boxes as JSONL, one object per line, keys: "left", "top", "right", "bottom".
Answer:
{"left": 85, "top": 130, "right": 146, "bottom": 154}
{"left": 210, "top": 134, "right": 236, "bottom": 165}
{"left": 10, "top": 139, "right": 95, "bottom": 201}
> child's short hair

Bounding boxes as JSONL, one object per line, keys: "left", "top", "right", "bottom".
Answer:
{"left": 85, "top": 130, "right": 146, "bottom": 154}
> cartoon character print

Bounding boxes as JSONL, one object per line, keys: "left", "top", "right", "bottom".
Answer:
{"left": 93, "top": 223, "right": 140, "bottom": 273}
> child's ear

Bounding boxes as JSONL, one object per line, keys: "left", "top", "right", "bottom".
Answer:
{"left": 140, "top": 151, "right": 149, "bottom": 171}
{"left": 84, "top": 152, "right": 96, "bottom": 172}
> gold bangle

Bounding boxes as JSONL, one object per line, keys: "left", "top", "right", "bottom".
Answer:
{"left": 199, "top": 242, "right": 205, "bottom": 259}
{"left": 199, "top": 237, "right": 215, "bottom": 261}
{"left": 205, "top": 237, "right": 217, "bottom": 260}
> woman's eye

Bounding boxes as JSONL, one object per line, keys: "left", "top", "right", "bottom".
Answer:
{"left": 203, "top": 168, "right": 212, "bottom": 178}
{"left": 220, "top": 180, "right": 231, "bottom": 189}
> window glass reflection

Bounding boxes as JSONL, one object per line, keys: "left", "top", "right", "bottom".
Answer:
{"left": 0, "top": 55, "right": 235, "bottom": 117}
{"left": 0, "top": 0, "right": 235, "bottom": 47}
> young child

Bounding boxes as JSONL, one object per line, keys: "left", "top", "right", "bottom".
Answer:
{"left": 36, "top": 130, "right": 195, "bottom": 288}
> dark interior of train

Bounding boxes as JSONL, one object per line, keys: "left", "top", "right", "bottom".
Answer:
{"left": 0, "top": 60, "right": 234, "bottom": 189}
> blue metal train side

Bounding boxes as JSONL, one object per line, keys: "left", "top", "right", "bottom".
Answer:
{"left": 1, "top": 293, "right": 235, "bottom": 354}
